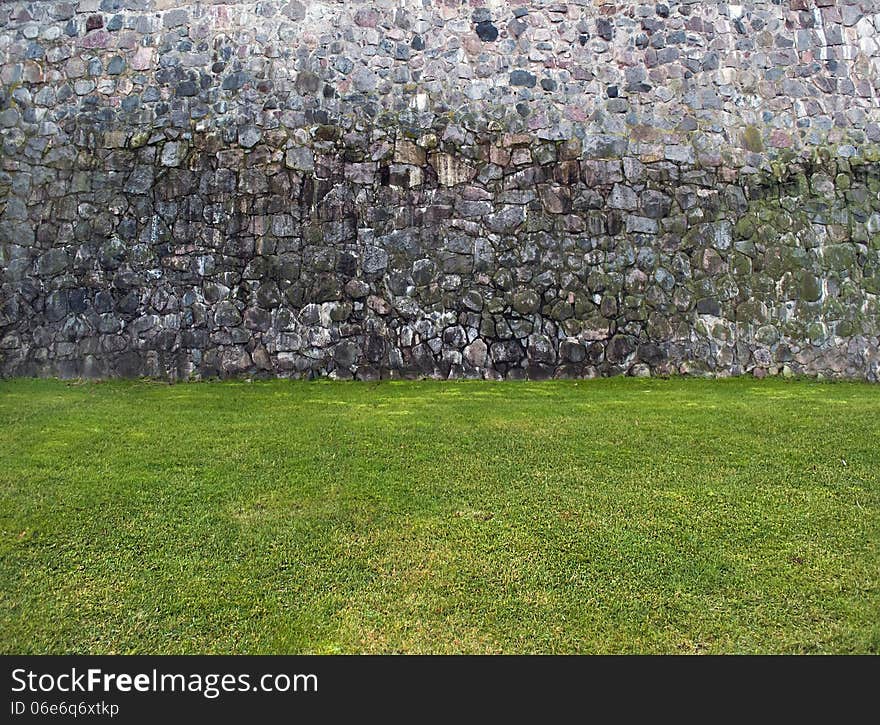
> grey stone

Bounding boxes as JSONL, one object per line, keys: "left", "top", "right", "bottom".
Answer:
{"left": 285, "top": 146, "right": 314, "bottom": 171}
{"left": 163, "top": 9, "right": 189, "bottom": 28}
{"left": 363, "top": 246, "right": 389, "bottom": 275}
{"left": 487, "top": 205, "right": 525, "bottom": 234}
{"left": 238, "top": 126, "right": 262, "bottom": 148}
{"left": 606, "top": 335, "right": 637, "bottom": 363}
{"left": 283, "top": 1, "right": 306, "bottom": 20}
{"left": 214, "top": 302, "right": 242, "bottom": 327}
{"left": 222, "top": 72, "right": 249, "bottom": 91}
{"left": 528, "top": 334, "right": 556, "bottom": 364}
{"left": 512, "top": 290, "right": 540, "bottom": 315}
{"left": 510, "top": 70, "right": 537, "bottom": 87}
{"left": 45, "top": 290, "right": 68, "bottom": 322}
{"left": 626, "top": 216, "right": 659, "bottom": 234}
{"left": 609, "top": 184, "right": 638, "bottom": 210}
{"left": 354, "top": 8, "right": 378, "bottom": 27}
{"left": 160, "top": 142, "right": 184, "bottom": 167}
{"left": 295, "top": 71, "right": 320, "bottom": 94}
{"left": 0, "top": 109, "right": 21, "bottom": 128}
{"left": 106, "top": 56, "right": 125, "bottom": 75}
{"left": 352, "top": 66, "right": 377, "bottom": 92}
{"left": 462, "top": 291, "right": 483, "bottom": 312}
{"left": 641, "top": 190, "right": 672, "bottom": 218}
{"left": 464, "top": 339, "right": 488, "bottom": 367}
{"left": 344, "top": 279, "right": 370, "bottom": 298}
{"left": 491, "top": 339, "right": 524, "bottom": 364}
{"left": 333, "top": 340, "right": 360, "bottom": 367}
{"left": 220, "top": 346, "right": 251, "bottom": 374}
{"left": 36, "top": 249, "right": 69, "bottom": 276}
{"left": 596, "top": 18, "right": 614, "bottom": 41}
{"left": 412, "top": 259, "right": 436, "bottom": 286}
{"left": 560, "top": 339, "right": 586, "bottom": 363}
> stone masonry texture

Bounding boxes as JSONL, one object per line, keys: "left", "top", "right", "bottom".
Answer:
{"left": 1, "top": 0, "right": 880, "bottom": 381}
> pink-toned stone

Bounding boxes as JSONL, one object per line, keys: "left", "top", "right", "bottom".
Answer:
{"left": 768, "top": 130, "right": 793, "bottom": 148}
{"left": 79, "top": 30, "right": 110, "bottom": 49}
{"left": 564, "top": 104, "right": 590, "bottom": 122}
{"left": 131, "top": 47, "right": 154, "bottom": 71}
{"left": 489, "top": 145, "right": 510, "bottom": 166}
{"left": 354, "top": 8, "right": 378, "bottom": 27}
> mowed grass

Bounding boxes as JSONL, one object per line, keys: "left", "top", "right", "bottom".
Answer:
{"left": 0, "top": 377, "right": 878, "bottom": 654}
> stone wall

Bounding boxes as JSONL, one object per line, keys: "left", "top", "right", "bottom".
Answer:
{"left": 1, "top": 0, "right": 880, "bottom": 381}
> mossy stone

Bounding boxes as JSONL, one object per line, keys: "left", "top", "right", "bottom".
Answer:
{"left": 807, "top": 322, "right": 827, "bottom": 345}
{"left": 731, "top": 253, "right": 752, "bottom": 277}
{"left": 735, "top": 299, "right": 768, "bottom": 324}
{"left": 734, "top": 215, "right": 756, "bottom": 239}
{"left": 512, "top": 290, "right": 540, "bottom": 315}
{"left": 862, "top": 270, "right": 880, "bottom": 295}
{"left": 835, "top": 320, "right": 855, "bottom": 336}
{"left": 798, "top": 271, "right": 822, "bottom": 302}
{"left": 822, "top": 244, "right": 855, "bottom": 270}
{"left": 742, "top": 125, "right": 763, "bottom": 153}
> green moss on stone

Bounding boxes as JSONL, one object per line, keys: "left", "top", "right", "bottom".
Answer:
{"left": 734, "top": 215, "right": 756, "bottom": 240}
{"left": 730, "top": 253, "right": 753, "bottom": 277}
{"left": 798, "top": 272, "right": 822, "bottom": 302}
{"left": 742, "top": 125, "right": 764, "bottom": 153}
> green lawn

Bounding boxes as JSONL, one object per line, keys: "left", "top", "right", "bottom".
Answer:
{"left": 0, "top": 377, "right": 877, "bottom": 654}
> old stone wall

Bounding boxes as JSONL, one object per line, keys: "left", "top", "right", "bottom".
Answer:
{"left": 1, "top": 0, "right": 880, "bottom": 380}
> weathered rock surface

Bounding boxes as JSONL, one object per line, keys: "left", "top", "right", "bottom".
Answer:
{"left": 1, "top": 1, "right": 879, "bottom": 381}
